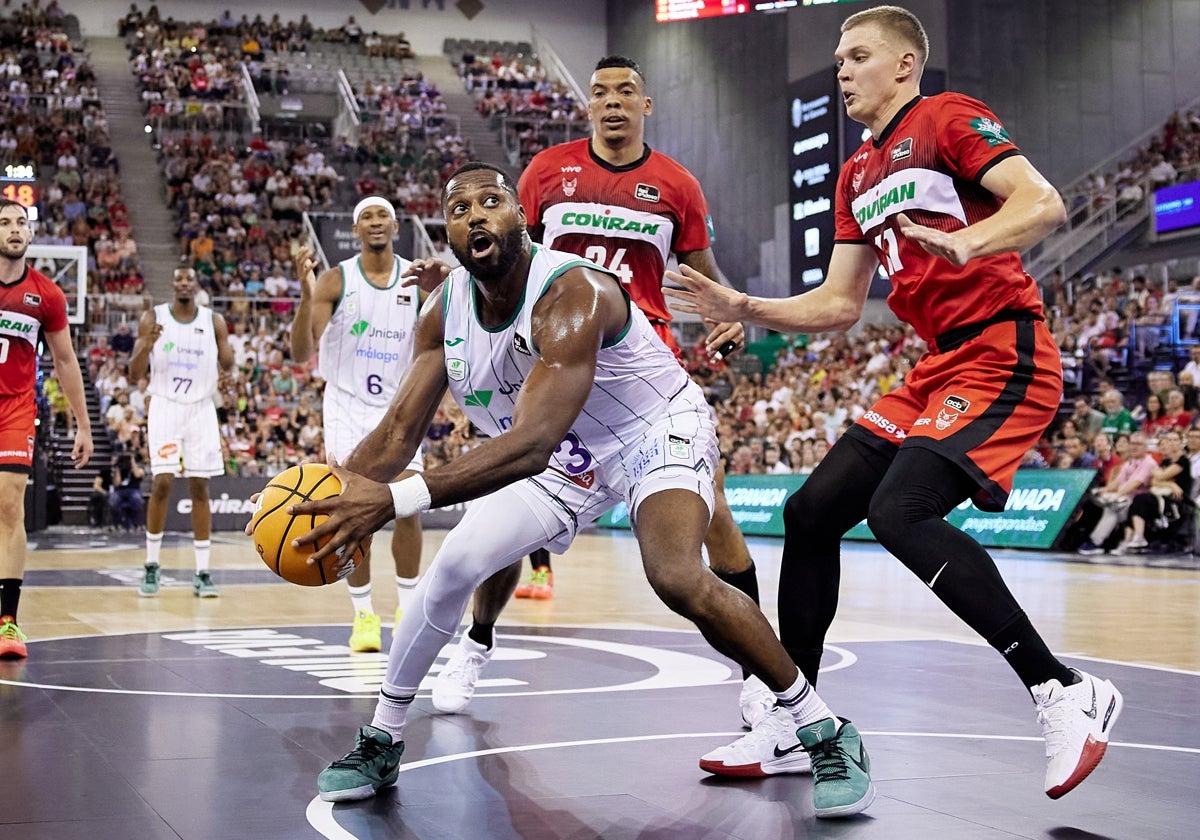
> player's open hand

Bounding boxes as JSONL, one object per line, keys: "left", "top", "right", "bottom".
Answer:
{"left": 402, "top": 258, "right": 451, "bottom": 293}
{"left": 664, "top": 265, "right": 750, "bottom": 325}
{"left": 288, "top": 460, "right": 394, "bottom": 566}
{"left": 896, "top": 213, "right": 973, "bottom": 267}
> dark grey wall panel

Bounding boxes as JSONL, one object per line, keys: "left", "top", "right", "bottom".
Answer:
{"left": 605, "top": 4, "right": 788, "bottom": 287}
{"left": 602, "top": 0, "right": 1200, "bottom": 294}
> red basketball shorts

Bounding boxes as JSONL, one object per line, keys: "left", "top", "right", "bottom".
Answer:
{"left": 0, "top": 393, "right": 37, "bottom": 471}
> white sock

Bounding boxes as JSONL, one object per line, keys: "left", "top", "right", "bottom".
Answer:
{"left": 194, "top": 540, "right": 211, "bottom": 573}
{"left": 776, "top": 670, "right": 834, "bottom": 727}
{"left": 370, "top": 690, "right": 413, "bottom": 742}
{"left": 145, "top": 532, "right": 163, "bottom": 566}
{"left": 396, "top": 575, "right": 419, "bottom": 611}
{"left": 348, "top": 582, "right": 373, "bottom": 616}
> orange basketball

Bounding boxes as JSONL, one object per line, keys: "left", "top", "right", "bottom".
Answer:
{"left": 250, "top": 463, "right": 365, "bottom": 586}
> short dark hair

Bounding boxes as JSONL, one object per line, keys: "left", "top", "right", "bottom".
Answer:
{"left": 0, "top": 197, "right": 29, "bottom": 218}
{"left": 442, "top": 162, "right": 518, "bottom": 202}
{"left": 594, "top": 55, "right": 645, "bottom": 86}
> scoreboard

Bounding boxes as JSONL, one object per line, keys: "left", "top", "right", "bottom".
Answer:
{"left": 0, "top": 162, "right": 39, "bottom": 221}
{"left": 655, "top": 0, "right": 869, "bottom": 22}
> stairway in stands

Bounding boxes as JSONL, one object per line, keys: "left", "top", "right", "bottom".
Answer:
{"left": 87, "top": 36, "right": 181, "bottom": 302}
{"left": 42, "top": 358, "right": 114, "bottom": 526}
{"left": 419, "top": 54, "right": 519, "bottom": 177}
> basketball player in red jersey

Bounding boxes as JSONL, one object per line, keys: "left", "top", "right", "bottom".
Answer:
{"left": 432, "top": 56, "right": 776, "bottom": 729}
{"left": 0, "top": 198, "right": 93, "bottom": 658}
{"left": 665, "top": 5, "right": 1122, "bottom": 800}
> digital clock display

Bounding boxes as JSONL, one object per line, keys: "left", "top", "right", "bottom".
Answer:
{"left": 1, "top": 161, "right": 39, "bottom": 220}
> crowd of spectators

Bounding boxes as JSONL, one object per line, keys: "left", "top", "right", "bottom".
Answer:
{"left": 1068, "top": 108, "right": 1200, "bottom": 221}
{"left": 0, "top": 0, "right": 145, "bottom": 316}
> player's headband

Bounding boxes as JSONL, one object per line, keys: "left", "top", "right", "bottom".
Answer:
{"left": 353, "top": 196, "right": 396, "bottom": 224}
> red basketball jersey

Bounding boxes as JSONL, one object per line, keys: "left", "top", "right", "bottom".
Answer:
{"left": 834, "top": 93, "right": 1044, "bottom": 343}
{"left": 518, "top": 138, "right": 713, "bottom": 325}
{"left": 0, "top": 266, "right": 67, "bottom": 396}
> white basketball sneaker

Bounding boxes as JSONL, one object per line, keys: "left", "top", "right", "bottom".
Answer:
{"left": 739, "top": 674, "right": 776, "bottom": 729}
{"left": 1032, "top": 668, "right": 1123, "bottom": 799}
{"left": 699, "top": 705, "right": 813, "bottom": 777}
{"left": 431, "top": 634, "right": 494, "bottom": 714}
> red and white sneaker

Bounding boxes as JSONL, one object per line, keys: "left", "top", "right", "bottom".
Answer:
{"left": 1032, "top": 668, "right": 1123, "bottom": 799}
{"left": 699, "top": 705, "right": 812, "bottom": 777}
{"left": 0, "top": 615, "right": 28, "bottom": 659}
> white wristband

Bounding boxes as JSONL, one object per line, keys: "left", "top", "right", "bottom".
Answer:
{"left": 388, "top": 475, "right": 432, "bottom": 519}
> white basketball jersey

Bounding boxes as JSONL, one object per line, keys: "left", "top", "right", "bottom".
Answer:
{"left": 441, "top": 245, "right": 692, "bottom": 480}
{"left": 147, "top": 303, "right": 220, "bottom": 404}
{"left": 318, "top": 254, "right": 419, "bottom": 406}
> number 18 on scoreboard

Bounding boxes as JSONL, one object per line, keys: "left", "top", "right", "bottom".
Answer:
{"left": 1, "top": 163, "right": 39, "bottom": 222}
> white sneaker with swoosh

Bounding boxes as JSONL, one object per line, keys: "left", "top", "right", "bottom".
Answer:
{"left": 1033, "top": 668, "right": 1123, "bottom": 799}
{"left": 699, "top": 705, "right": 812, "bottom": 777}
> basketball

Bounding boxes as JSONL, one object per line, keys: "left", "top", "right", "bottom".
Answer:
{"left": 250, "top": 463, "right": 365, "bottom": 586}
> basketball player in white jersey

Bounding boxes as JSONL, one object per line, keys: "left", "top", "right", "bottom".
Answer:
{"left": 290, "top": 196, "right": 424, "bottom": 652}
{"left": 287, "top": 163, "right": 874, "bottom": 818}
{"left": 130, "top": 267, "right": 234, "bottom": 597}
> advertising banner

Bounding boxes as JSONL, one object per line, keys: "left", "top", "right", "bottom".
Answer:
{"left": 164, "top": 475, "right": 469, "bottom": 532}
{"left": 595, "top": 470, "right": 1097, "bottom": 550}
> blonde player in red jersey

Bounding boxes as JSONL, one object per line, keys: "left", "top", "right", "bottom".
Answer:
{"left": 430, "top": 56, "right": 779, "bottom": 729}
{"left": 0, "top": 198, "right": 93, "bottom": 658}
{"left": 666, "top": 5, "right": 1122, "bottom": 800}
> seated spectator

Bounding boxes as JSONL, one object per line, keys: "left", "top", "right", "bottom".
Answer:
{"left": 1057, "top": 434, "right": 1098, "bottom": 470}
{"left": 1078, "top": 431, "right": 1158, "bottom": 555}
{"left": 1117, "top": 429, "right": 1192, "bottom": 553}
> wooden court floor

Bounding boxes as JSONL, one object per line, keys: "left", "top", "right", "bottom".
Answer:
{"left": 2, "top": 527, "right": 1197, "bottom": 839}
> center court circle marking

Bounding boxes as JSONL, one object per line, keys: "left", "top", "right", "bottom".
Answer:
{"left": 0, "top": 627, "right": 856, "bottom": 700}
{"left": 306, "top": 731, "right": 1200, "bottom": 839}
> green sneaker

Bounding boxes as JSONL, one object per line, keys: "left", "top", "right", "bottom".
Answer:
{"left": 318, "top": 725, "right": 404, "bottom": 802}
{"left": 796, "top": 717, "right": 876, "bottom": 818}
{"left": 139, "top": 563, "right": 160, "bottom": 597}
{"left": 192, "top": 571, "right": 220, "bottom": 598}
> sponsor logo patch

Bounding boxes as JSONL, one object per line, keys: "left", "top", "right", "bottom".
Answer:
{"left": 970, "top": 116, "right": 1011, "bottom": 147}
{"left": 935, "top": 408, "right": 959, "bottom": 430}
{"left": 891, "top": 137, "right": 913, "bottom": 162}
{"left": 157, "top": 442, "right": 179, "bottom": 459}
{"left": 512, "top": 333, "right": 531, "bottom": 356}
{"left": 23, "top": 292, "right": 40, "bottom": 306}
{"left": 635, "top": 183, "right": 660, "bottom": 203}
{"left": 943, "top": 395, "right": 971, "bottom": 412}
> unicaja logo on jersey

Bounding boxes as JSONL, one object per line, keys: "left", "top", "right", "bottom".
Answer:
{"left": 350, "top": 320, "right": 369, "bottom": 337}
{"left": 464, "top": 390, "right": 492, "bottom": 407}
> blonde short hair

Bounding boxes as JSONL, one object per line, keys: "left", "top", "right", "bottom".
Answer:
{"left": 842, "top": 5, "right": 929, "bottom": 69}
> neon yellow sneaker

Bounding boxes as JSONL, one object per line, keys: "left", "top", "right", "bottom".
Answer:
{"left": 0, "top": 615, "right": 28, "bottom": 659}
{"left": 349, "top": 610, "right": 382, "bottom": 652}
{"left": 514, "top": 567, "right": 553, "bottom": 599}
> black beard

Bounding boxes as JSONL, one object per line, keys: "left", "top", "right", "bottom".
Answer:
{"left": 0, "top": 241, "right": 28, "bottom": 260}
{"left": 452, "top": 227, "right": 526, "bottom": 281}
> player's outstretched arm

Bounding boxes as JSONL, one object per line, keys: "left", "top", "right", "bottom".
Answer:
{"left": 128, "top": 307, "right": 160, "bottom": 384}
{"left": 665, "top": 242, "right": 878, "bottom": 335}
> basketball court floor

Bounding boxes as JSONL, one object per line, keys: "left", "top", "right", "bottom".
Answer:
{"left": 2, "top": 526, "right": 1197, "bottom": 839}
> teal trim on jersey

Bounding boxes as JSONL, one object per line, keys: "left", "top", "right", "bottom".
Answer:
{"left": 470, "top": 271, "right": 527, "bottom": 333}
{"left": 608, "top": 291, "right": 634, "bottom": 348}
{"left": 332, "top": 263, "right": 347, "bottom": 316}
{"left": 357, "top": 255, "right": 402, "bottom": 290}
{"left": 163, "top": 302, "right": 204, "bottom": 326}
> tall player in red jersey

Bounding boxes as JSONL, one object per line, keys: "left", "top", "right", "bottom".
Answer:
{"left": 431, "top": 56, "right": 777, "bottom": 730}
{"left": 0, "top": 198, "right": 93, "bottom": 658}
{"left": 666, "top": 6, "right": 1122, "bottom": 800}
